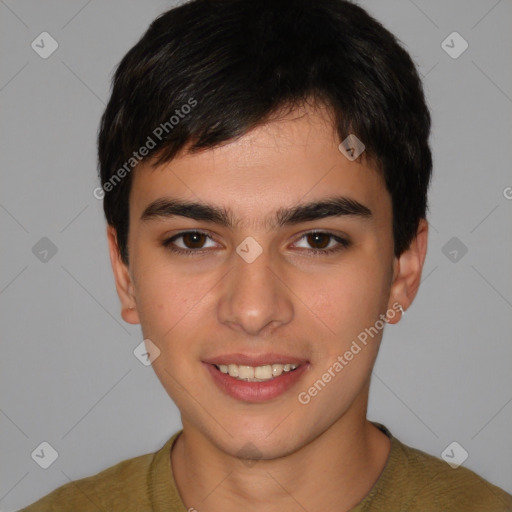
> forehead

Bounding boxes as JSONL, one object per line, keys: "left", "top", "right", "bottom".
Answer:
{"left": 129, "top": 106, "right": 390, "bottom": 229}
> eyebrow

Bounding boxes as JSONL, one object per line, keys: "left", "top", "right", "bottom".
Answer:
{"left": 140, "top": 195, "right": 372, "bottom": 230}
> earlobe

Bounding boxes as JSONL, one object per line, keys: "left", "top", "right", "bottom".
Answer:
{"left": 106, "top": 225, "right": 140, "bottom": 325}
{"left": 386, "top": 218, "right": 429, "bottom": 324}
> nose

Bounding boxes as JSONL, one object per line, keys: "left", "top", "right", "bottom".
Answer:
{"left": 217, "top": 242, "right": 294, "bottom": 337}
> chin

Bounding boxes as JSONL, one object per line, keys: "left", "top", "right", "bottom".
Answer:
{"left": 210, "top": 417, "right": 309, "bottom": 460}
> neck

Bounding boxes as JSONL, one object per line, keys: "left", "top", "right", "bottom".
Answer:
{"left": 171, "top": 410, "right": 391, "bottom": 512}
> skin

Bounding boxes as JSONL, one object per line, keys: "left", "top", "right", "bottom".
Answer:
{"left": 107, "top": 102, "right": 428, "bottom": 512}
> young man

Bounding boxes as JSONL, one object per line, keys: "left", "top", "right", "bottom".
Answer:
{"left": 22, "top": 0, "right": 512, "bottom": 510}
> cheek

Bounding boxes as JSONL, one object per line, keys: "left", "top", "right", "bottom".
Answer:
{"left": 134, "top": 261, "right": 208, "bottom": 333}
{"left": 309, "top": 261, "right": 389, "bottom": 339}
{"left": 298, "top": 269, "right": 386, "bottom": 412}
{"left": 137, "top": 272, "right": 206, "bottom": 400}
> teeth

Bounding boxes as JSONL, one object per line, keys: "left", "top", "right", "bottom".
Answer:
{"left": 215, "top": 363, "right": 300, "bottom": 381}
{"left": 228, "top": 364, "right": 239, "bottom": 377}
{"left": 255, "top": 365, "right": 272, "bottom": 379}
{"left": 238, "top": 365, "right": 254, "bottom": 379}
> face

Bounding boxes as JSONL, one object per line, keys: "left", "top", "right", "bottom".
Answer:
{"left": 108, "top": 104, "right": 427, "bottom": 460}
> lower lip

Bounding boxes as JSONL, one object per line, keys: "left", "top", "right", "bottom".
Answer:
{"left": 204, "top": 363, "right": 310, "bottom": 403}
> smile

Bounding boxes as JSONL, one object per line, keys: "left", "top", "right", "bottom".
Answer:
{"left": 204, "top": 359, "right": 309, "bottom": 403}
{"left": 214, "top": 363, "right": 300, "bottom": 381}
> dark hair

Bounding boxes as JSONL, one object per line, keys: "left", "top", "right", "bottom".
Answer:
{"left": 98, "top": 0, "right": 432, "bottom": 265}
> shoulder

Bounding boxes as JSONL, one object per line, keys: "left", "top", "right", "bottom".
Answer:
{"left": 388, "top": 437, "right": 512, "bottom": 511}
{"left": 19, "top": 434, "right": 178, "bottom": 512}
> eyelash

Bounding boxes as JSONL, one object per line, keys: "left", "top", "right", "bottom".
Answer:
{"left": 161, "top": 230, "right": 351, "bottom": 256}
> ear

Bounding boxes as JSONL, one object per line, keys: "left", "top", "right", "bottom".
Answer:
{"left": 386, "top": 218, "right": 429, "bottom": 324}
{"left": 106, "top": 225, "right": 140, "bottom": 325}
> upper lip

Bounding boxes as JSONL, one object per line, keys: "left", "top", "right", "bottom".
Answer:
{"left": 203, "top": 353, "right": 309, "bottom": 367}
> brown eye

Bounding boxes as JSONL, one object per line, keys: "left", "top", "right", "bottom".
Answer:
{"left": 293, "top": 231, "right": 350, "bottom": 254}
{"left": 306, "top": 232, "right": 331, "bottom": 249}
{"left": 181, "top": 232, "right": 208, "bottom": 249}
{"left": 162, "top": 230, "right": 217, "bottom": 254}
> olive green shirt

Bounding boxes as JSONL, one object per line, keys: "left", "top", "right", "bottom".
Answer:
{"left": 20, "top": 424, "right": 512, "bottom": 511}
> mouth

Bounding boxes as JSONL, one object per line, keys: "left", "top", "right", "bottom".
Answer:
{"left": 203, "top": 356, "right": 310, "bottom": 403}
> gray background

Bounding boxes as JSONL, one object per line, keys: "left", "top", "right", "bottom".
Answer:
{"left": 1, "top": 0, "right": 511, "bottom": 510}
